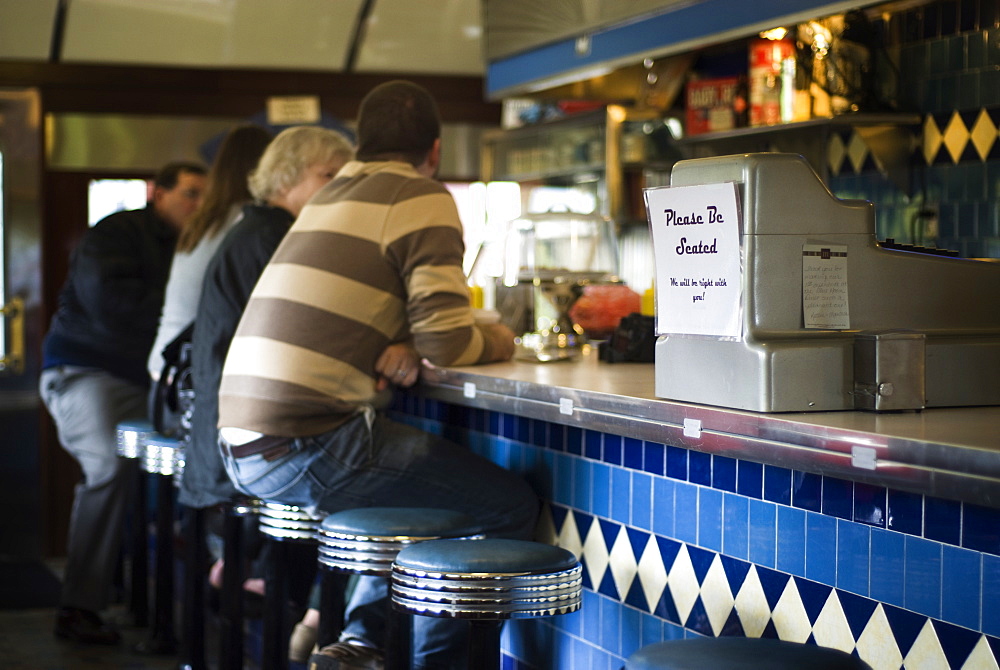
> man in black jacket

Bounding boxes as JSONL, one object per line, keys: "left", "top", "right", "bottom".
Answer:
{"left": 39, "top": 161, "right": 206, "bottom": 644}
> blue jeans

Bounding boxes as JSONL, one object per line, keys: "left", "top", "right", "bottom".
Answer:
{"left": 222, "top": 411, "right": 539, "bottom": 668}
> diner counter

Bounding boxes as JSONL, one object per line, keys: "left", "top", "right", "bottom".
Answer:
{"left": 418, "top": 350, "right": 1000, "bottom": 508}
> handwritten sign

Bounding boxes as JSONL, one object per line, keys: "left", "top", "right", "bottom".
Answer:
{"left": 645, "top": 182, "right": 742, "bottom": 337}
{"left": 802, "top": 244, "right": 850, "bottom": 329}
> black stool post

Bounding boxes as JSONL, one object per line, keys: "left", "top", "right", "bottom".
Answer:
{"left": 468, "top": 621, "right": 503, "bottom": 670}
{"left": 258, "top": 502, "right": 321, "bottom": 670}
{"left": 317, "top": 570, "right": 348, "bottom": 648}
{"left": 115, "top": 419, "right": 153, "bottom": 628}
{"left": 137, "top": 434, "right": 180, "bottom": 655}
{"left": 179, "top": 504, "right": 207, "bottom": 670}
{"left": 130, "top": 461, "right": 150, "bottom": 627}
{"left": 219, "top": 499, "right": 254, "bottom": 670}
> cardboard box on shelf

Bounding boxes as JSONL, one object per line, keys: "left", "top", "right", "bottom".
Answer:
{"left": 685, "top": 77, "right": 747, "bottom": 136}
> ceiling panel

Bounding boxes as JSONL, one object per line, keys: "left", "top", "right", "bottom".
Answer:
{"left": 0, "top": 0, "right": 60, "bottom": 61}
{"left": 355, "top": 0, "right": 483, "bottom": 75}
{"left": 59, "top": 0, "right": 364, "bottom": 71}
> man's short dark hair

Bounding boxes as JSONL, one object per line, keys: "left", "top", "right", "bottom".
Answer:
{"left": 356, "top": 80, "right": 441, "bottom": 166}
{"left": 154, "top": 161, "right": 207, "bottom": 190}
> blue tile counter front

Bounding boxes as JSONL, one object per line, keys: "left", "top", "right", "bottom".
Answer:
{"left": 390, "top": 355, "right": 1000, "bottom": 670}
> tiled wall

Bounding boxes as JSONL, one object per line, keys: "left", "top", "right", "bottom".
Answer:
{"left": 390, "top": 394, "right": 1000, "bottom": 670}
{"left": 826, "top": 0, "right": 1000, "bottom": 257}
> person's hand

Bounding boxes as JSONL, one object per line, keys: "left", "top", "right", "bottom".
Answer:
{"left": 374, "top": 342, "right": 420, "bottom": 391}
{"left": 480, "top": 322, "right": 516, "bottom": 362}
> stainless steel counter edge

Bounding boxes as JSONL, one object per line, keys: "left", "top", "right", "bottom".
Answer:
{"left": 416, "top": 354, "right": 1000, "bottom": 508}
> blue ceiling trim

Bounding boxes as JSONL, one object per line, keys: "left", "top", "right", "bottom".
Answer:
{"left": 485, "top": 0, "right": 859, "bottom": 99}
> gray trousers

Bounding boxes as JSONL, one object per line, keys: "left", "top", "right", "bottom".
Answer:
{"left": 40, "top": 365, "right": 147, "bottom": 612}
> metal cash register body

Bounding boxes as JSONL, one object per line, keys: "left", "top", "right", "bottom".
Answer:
{"left": 654, "top": 152, "right": 1000, "bottom": 412}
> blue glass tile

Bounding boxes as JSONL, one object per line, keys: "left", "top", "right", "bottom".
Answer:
{"left": 698, "top": 487, "right": 723, "bottom": 552}
{"left": 610, "top": 466, "right": 631, "bottom": 525}
{"left": 599, "top": 592, "right": 622, "bottom": 654}
{"left": 984, "top": 554, "right": 1000, "bottom": 637}
{"left": 764, "top": 465, "right": 792, "bottom": 505}
{"left": 939, "top": 620, "right": 986, "bottom": 670}
{"left": 488, "top": 410, "right": 501, "bottom": 436}
{"left": 640, "top": 612, "right": 664, "bottom": 648}
{"left": 942, "top": 545, "right": 982, "bottom": 630}
{"left": 581, "top": 590, "right": 602, "bottom": 649}
{"left": 882, "top": 602, "right": 928, "bottom": 658}
{"left": 624, "top": 437, "right": 643, "bottom": 470}
{"left": 904, "top": 535, "right": 943, "bottom": 618}
{"left": 853, "top": 483, "right": 887, "bottom": 528}
{"left": 515, "top": 415, "right": 530, "bottom": 443}
{"left": 592, "top": 463, "right": 612, "bottom": 519}
{"left": 748, "top": 499, "right": 777, "bottom": 568}
{"left": 530, "top": 419, "right": 548, "bottom": 447}
{"left": 688, "top": 451, "right": 711, "bottom": 487}
{"left": 548, "top": 422, "right": 565, "bottom": 451}
{"left": 924, "top": 497, "right": 961, "bottom": 545}
{"left": 793, "top": 576, "right": 832, "bottom": 625}
{"left": 652, "top": 477, "right": 675, "bottom": 539}
{"left": 553, "top": 453, "right": 574, "bottom": 506}
{"left": 566, "top": 426, "right": 583, "bottom": 455}
{"left": 633, "top": 471, "right": 652, "bottom": 529}
{"left": 675, "top": 482, "right": 699, "bottom": 545}
{"left": 713, "top": 455, "right": 737, "bottom": 493}
{"left": 838, "top": 589, "right": 879, "bottom": 642}
{"left": 963, "top": 502, "right": 1000, "bottom": 554}
{"left": 887, "top": 489, "right": 923, "bottom": 536}
{"left": 621, "top": 604, "right": 642, "bottom": 659}
{"left": 792, "top": 472, "right": 822, "bottom": 513}
{"left": 604, "top": 434, "right": 622, "bottom": 466}
{"left": 736, "top": 461, "right": 763, "bottom": 499}
{"left": 836, "top": 519, "right": 871, "bottom": 596}
{"left": 722, "top": 493, "right": 749, "bottom": 560}
{"left": 822, "top": 477, "right": 854, "bottom": 520}
{"left": 585, "top": 430, "right": 603, "bottom": 460}
{"left": 777, "top": 506, "right": 807, "bottom": 577}
{"left": 573, "top": 458, "right": 593, "bottom": 511}
{"left": 502, "top": 413, "right": 517, "bottom": 439}
{"left": 806, "top": 513, "right": 837, "bottom": 585}
{"left": 666, "top": 445, "right": 688, "bottom": 481}
{"left": 643, "top": 441, "right": 665, "bottom": 476}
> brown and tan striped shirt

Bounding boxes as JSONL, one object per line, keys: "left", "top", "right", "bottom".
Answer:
{"left": 218, "top": 160, "right": 496, "bottom": 437}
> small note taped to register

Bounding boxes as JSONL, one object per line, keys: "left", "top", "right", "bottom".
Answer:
{"left": 802, "top": 244, "right": 850, "bottom": 329}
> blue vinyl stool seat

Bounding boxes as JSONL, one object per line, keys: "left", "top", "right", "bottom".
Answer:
{"left": 257, "top": 501, "right": 323, "bottom": 670}
{"left": 625, "top": 638, "right": 873, "bottom": 670}
{"left": 391, "top": 538, "right": 582, "bottom": 670}
{"left": 115, "top": 418, "right": 156, "bottom": 627}
{"left": 315, "top": 507, "right": 483, "bottom": 670}
{"left": 137, "top": 433, "right": 184, "bottom": 655}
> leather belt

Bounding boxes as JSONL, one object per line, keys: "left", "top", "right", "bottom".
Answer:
{"left": 224, "top": 434, "right": 292, "bottom": 461}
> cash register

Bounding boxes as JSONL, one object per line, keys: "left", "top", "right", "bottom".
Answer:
{"left": 652, "top": 152, "right": 1000, "bottom": 412}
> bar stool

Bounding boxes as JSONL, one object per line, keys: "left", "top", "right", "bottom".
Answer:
{"left": 115, "top": 418, "right": 156, "bottom": 628}
{"left": 257, "top": 501, "right": 323, "bottom": 670}
{"left": 136, "top": 433, "right": 183, "bottom": 655}
{"left": 219, "top": 496, "right": 260, "bottom": 670}
{"left": 625, "top": 638, "right": 874, "bottom": 669}
{"left": 315, "top": 507, "right": 483, "bottom": 670}
{"left": 391, "top": 538, "right": 582, "bottom": 670}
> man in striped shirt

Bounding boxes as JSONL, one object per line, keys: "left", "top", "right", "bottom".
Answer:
{"left": 218, "top": 80, "right": 538, "bottom": 669}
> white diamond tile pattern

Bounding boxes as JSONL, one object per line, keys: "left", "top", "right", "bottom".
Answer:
{"left": 847, "top": 131, "right": 870, "bottom": 174}
{"left": 962, "top": 636, "right": 1000, "bottom": 670}
{"left": 856, "top": 605, "right": 904, "bottom": 670}
{"left": 943, "top": 112, "right": 970, "bottom": 164}
{"left": 609, "top": 526, "right": 638, "bottom": 601}
{"left": 734, "top": 565, "right": 771, "bottom": 638}
{"left": 812, "top": 590, "right": 856, "bottom": 655}
{"left": 770, "top": 578, "right": 812, "bottom": 643}
{"left": 582, "top": 519, "right": 610, "bottom": 589}
{"left": 637, "top": 535, "right": 668, "bottom": 613}
{"left": 905, "top": 620, "right": 949, "bottom": 670}
{"left": 827, "top": 133, "right": 846, "bottom": 175}
{"left": 700, "top": 555, "right": 736, "bottom": 636}
{"left": 668, "top": 544, "right": 700, "bottom": 624}
{"left": 970, "top": 109, "right": 998, "bottom": 161}
{"left": 923, "top": 116, "right": 943, "bottom": 165}
{"left": 557, "top": 511, "right": 583, "bottom": 564}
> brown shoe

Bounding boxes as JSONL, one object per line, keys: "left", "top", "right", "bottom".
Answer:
{"left": 308, "top": 641, "right": 384, "bottom": 670}
{"left": 54, "top": 607, "right": 121, "bottom": 645}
